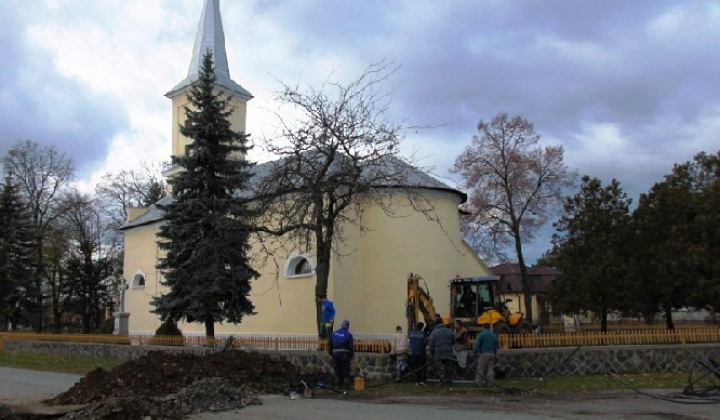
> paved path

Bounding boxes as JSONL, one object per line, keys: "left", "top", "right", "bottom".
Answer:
{"left": 0, "top": 367, "right": 81, "bottom": 404}
{"left": 190, "top": 392, "right": 719, "bottom": 420}
{"left": 190, "top": 394, "right": 543, "bottom": 420}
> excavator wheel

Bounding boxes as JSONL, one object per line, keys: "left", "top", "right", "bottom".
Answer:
{"left": 513, "top": 321, "right": 533, "bottom": 335}
{"left": 492, "top": 321, "right": 511, "bottom": 335}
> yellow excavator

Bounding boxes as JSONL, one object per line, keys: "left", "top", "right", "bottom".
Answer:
{"left": 405, "top": 273, "right": 440, "bottom": 333}
{"left": 406, "top": 273, "right": 531, "bottom": 338}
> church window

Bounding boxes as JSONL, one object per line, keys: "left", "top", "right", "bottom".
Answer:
{"left": 285, "top": 254, "right": 314, "bottom": 278}
{"left": 132, "top": 271, "right": 146, "bottom": 288}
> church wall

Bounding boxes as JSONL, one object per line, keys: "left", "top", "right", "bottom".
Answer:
{"left": 123, "top": 219, "right": 325, "bottom": 337}
{"left": 123, "top": 224, "right": 164, "bottom": 334}
{"left": 330, "top": 189, "right": 492, "bottom": 336}
{"left": 122, "top": 188, "right": 491, "bottom": 337}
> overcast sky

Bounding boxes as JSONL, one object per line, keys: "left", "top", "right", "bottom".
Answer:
{"left": 1, "top": 0, "right": 719, "bottom": 262}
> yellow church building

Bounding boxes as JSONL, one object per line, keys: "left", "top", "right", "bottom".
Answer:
{"left": 120, "top": 0, "right": 492, "bottom": 338}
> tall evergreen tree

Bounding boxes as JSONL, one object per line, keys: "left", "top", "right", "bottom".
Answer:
{"left": 0, "top": 170, "right": 33, "bottom": 330}
{"left": 630, "top": 152, "right": 718, "bottom": 328}
{"left": 692, "top": 152, "right": 720, "bottom": 314}
{"left": 152, "top": 50, "right": 258, "bottom": 338}
{"left": 545, "top": 176, "right": 632, "bottom": 331}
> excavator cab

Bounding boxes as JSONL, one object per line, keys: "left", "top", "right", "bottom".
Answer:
{"left": 450, "top": 276, "right": 528, "bottom": 336}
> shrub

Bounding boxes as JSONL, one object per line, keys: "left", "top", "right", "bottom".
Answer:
{"left": 149, "top": 320, "right": 184, "bottom": 346}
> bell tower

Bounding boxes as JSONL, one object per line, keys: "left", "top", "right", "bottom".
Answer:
{"left": 164, "top": 0, "right": 252, "bottom": 178}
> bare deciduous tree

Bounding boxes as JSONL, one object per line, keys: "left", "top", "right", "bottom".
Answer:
{"left": 60, "top": 191, "right": 119, "bottom": 333}
{"left": 452, "top": 113, "right": 576, "bottom": 323}
{"left": 95, "top": 160, "right": 167, "bottom": 229}
{"left": 254, "top": 62, "right": 440, "bottom": 335}
{"left": 2, "top": 140, "right": 75, "bottom": 331}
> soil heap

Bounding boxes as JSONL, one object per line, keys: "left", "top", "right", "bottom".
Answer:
{"left": 45, "top": 350, "right": 332, "bottom": 420}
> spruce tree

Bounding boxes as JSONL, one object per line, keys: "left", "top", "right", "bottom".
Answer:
{"left": 0, "top": 170, "right": 33, "bottom": 330}
{"left": 152, "top": 50, "right": 259, "bottom": 338}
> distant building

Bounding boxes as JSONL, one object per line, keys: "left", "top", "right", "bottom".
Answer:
{"left": 491, "top": 263, "right": 560, "bottom": 325}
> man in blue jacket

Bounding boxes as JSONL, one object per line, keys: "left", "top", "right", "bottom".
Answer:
{"left": 328, "top": 319, "right": 354, "bottom": 389}
{"left": 319, "top": 296, "right": 335, "bottom": 339}
{"left": 408, "top": 322, "right": 428, "bottom": 385}
{"left": 473, "top": 322, "right": 499, "bottom": 388}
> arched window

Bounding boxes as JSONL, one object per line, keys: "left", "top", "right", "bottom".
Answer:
{"left": 132, "top": 271, "right": 146, "bottom": 288}
{"left": 284, "top": 254, "right": 314, "bottom": 278}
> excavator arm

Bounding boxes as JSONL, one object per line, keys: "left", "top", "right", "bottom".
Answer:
{"left": 406, "top": 273, "right": 437, "bottom": 332}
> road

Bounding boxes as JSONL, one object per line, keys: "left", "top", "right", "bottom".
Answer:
{"left": 189, "top": 391, "right": 719, "bottom": 420}
{"left": 1, "top": 367, "right": 718, "bottom": 420}
{"left": 0, "top": 367, "right": 82, "bottom": 404}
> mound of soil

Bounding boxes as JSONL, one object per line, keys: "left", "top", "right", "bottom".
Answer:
{"left": 47, "top": 349, "right": 332, "bottom": 419}
{"left": 57, "top": 377, "right": 262, "bottom": 420}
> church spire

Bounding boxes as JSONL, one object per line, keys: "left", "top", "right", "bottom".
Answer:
{"left": 166, "top": 0, "right": 252, "bottom": 100}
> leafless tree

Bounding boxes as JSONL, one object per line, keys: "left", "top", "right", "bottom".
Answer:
{"left": 95, "top": 160, "right": 167, "bottom": 229}
{"left": 452, "top": 113, "right": 576, "bottom": 323}
{"left": 2, "top": 140, "right": 75, "bottom": 331}
{"left": 253, "top": 62, "right": 440, "bottom": 335}
{"left": 59, "top": 191, "right": 120, "bottom": 333}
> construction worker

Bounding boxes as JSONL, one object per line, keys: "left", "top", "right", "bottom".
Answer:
{"left": 390, "top": 325, "right": 409, "bottom": 381}
{"left": 328, "top": 319, "right": 354, "bottom": 389}
{"left": 428, "top": 316, "right": 455, "bottom": 386}
{"left": 318, "top": 296, "right": 335, "bottom": 341}
{"left": 453, "top": 319, "right": 469, "bottom": 369}
{"left": 408, "top": 321, "right": 428, "bottom": 386}
{"left": 473, "top": 322, "right": 499, "bottom": 388}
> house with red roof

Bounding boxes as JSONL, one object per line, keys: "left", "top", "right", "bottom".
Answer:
{"left": 491, "top": 263, "right": 560, "bottom": 326}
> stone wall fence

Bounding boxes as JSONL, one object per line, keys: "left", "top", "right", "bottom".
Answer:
{"left": 4, "top": 340, "right": 720, "bottom": 381}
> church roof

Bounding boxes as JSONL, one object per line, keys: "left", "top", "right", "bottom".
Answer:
{"left": 166, "top": 0, "right": 252, "bottom": 100}
{"left": 120, "top": 156, "right": 466, "bottom": 230}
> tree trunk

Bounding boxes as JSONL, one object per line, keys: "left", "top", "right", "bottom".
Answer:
{"left": 314, "top": 219, "right": 333, "bottom": 337}
{"left": 33, "top": 234, "right": 44, "bottom": 333}
{"left": 50, "top": 270, "right": 61, "bottom": 334}
{"left": 205, "top": 315, "right": 215, "bottom": 338}
{"left": 314, "top": 256, "right": 330, "bottom": 337}
{"left": 665, "top": 307, "right": 675, "bottom": 330}
{"left": 514, "top": 230, "right": 534, "bottom": 324}
{"left": 600, "top": 308, "right": 608, "bottom": 333}
{"left": 82, "top": 311, "right": 91, "bottom": 334}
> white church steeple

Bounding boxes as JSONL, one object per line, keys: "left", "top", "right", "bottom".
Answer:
{"left": 166, "top": 0, "right": 252, "bottom": 100}
{"left": 164, "top": 0, "right": 251, "bottom": 169}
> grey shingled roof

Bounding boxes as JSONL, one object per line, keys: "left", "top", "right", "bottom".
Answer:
{"left": 166, "top": 0, "right": 252, "bottom": 100}
{"left": 120, "top": 156, "right": 466, "bottom": 231}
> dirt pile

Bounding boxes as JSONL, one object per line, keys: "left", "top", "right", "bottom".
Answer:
{"left": 56, "top": 377, "right": 262, "bottom": 420}
{"left": 46, "top": 349, "right": 332, "bottom": 419}
{"left": 0, "top": 404, "right": 17, "bottom": 420}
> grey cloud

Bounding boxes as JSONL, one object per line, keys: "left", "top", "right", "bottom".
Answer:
{"left": 0, "top": 4, "right": 129, "bottom": 179}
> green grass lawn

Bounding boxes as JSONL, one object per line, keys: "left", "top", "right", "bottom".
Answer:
{"left": 0, "top": 351, "right": 124, "bottom": 375}
{"left": 354, "top": 372, "right": 688, "bottom": 398}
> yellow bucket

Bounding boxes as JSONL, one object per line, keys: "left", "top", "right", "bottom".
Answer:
{"left": 354, "top": 377, "right": 365, "bottom": 391}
